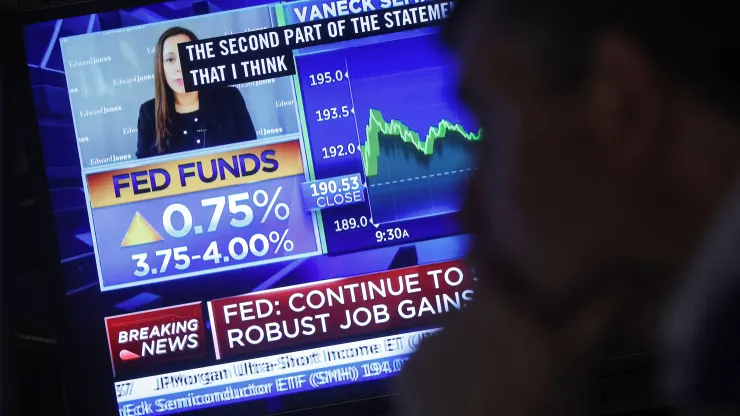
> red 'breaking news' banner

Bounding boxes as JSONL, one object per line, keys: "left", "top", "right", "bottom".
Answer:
{"left": 208, "top": 260, "right": 474, "bottom": 359}
{"left": 105, "top": 302, "right": 207, "bottom": 376}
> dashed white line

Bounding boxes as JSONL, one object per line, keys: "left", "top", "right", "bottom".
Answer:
{"left": 368, "top": 168, "right": 476, "bottom": 187}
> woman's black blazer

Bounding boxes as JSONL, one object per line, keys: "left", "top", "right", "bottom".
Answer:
{"left": 136, "top": 86, "right": 257, "bottom": 158}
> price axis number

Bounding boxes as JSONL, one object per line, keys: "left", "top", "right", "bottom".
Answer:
{"left": 316, "top": 106, "right": 351, "bottom": 122}
{"left": 308, "top": 70, "right": 347, "bottom": 87}
{"left": 334, "top": 216, "right": 369, "bottom": 232}
{"left": 321, "top": 143, "right": 357, "bottom": 160}
{"left": 310, "top": 176, "right": 361, "bottom": 198}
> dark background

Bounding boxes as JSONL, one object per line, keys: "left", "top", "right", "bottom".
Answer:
{"left": 0, "top": 0, "right": 669, "bottom": 414}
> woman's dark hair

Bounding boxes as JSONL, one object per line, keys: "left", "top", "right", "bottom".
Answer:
{"left": 154, "top": 26, "right": 198, "bottom": 153}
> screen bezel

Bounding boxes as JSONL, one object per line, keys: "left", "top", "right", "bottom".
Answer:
{"left": 11, "top": 1, "right": 401, "bottom": 414}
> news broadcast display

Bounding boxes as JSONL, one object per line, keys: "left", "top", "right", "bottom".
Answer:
{"left": 22, "top": 0, "right": 478, "bottom": 414}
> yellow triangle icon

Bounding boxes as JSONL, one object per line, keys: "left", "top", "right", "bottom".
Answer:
{"left": 120, "top": 212, "right": 164, "bottom": 247}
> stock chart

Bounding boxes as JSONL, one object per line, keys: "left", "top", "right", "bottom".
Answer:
{"left": 361, "top": 106, "right": 480, "bottom": 222}
{"left": 297, "top": 32, "right": 480, "bottom": 253}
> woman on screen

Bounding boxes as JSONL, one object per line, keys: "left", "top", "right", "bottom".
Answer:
{"left": 136, "top": 26, "right": 257, "bottom": 158}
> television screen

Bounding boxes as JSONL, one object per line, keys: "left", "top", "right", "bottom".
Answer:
{"left": 21, "top": 0, "right": 477, "bottom": 414}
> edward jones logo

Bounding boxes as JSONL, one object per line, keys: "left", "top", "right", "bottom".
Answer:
{"left": 105, "top": 302, "right": 206, "bottom": 375}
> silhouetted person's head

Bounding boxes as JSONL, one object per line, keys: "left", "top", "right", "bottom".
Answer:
{"left": 448, "top": 1, "right": 740, "bottom": 303}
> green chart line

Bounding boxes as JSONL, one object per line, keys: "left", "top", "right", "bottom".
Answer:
{"left": 361, "top": 108, "right": 483, "bottom": 177}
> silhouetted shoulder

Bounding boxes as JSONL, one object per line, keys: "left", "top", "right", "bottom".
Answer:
{"left": 137, "top": 98, "right": 157, "bottom": 159}
{"left": 139, "top": 98, "right": 156, "bottom": 120}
